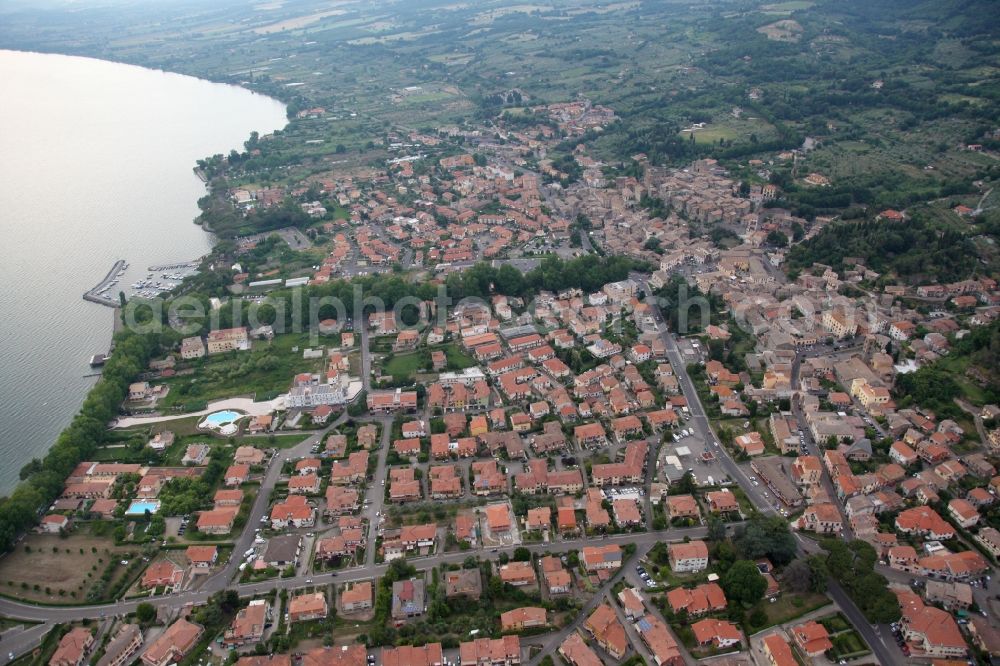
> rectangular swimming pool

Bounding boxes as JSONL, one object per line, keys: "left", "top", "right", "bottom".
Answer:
{"left": 126, "top": 500, "right": 161, "bottom": 515}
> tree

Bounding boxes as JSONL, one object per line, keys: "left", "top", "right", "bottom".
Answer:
{"left": 735, "top": 515, "right": 797, "bottom": 565}
{"left": 783, "top": 558, "right": 811, "bottom": 594}
{"left": 513, "top": 547, "right": 531, "bottom": 562}
{"left": 820, "top": 539, "right": 899, "bottom": 623}
{"left": 721, "top": 560, "right": 767, "bottom": 606}
{"left": 673, "top": 471, "right": 697, "bottom": 495}
{"left": 136, "top": 602, "right": 156, "bottom": 623}
{"left": 706, "top": 515, "right": 728, "bottom": 542}
{"left": 748, "top": 606, "right": 768, "bottom": 628}
{"left": 765, "top": 230, "right": 789, "bottom": 248}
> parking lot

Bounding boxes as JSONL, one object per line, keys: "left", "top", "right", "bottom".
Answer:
{"left": 659, "top": 425, "right": 725, "bottom": 486}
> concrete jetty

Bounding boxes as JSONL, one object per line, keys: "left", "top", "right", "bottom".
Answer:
{"left": 83, "top": 259, "right": 126, "bottom": 308}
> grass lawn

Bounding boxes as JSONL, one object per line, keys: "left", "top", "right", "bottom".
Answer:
{"left": 936, "top": 355, "right": 990, "bottom": 407}
{"left": 684, "top": 126, "right": 738, "bottom": 145}
{"left": 112, "top": 416, "right": 311, "bottom": 461}
{"left": 384, "top": 351, "right": 426, "bottom": 378}
{"left": 829, "top": 630, "right": 870, "bottom": 659}
{"left": 266, "top": 433, "right": 316, "bottom": 448}
{"left": 819, "top": 613, "right": 851, "bottom": 633}
{"left": 646, "top": 563, "right": 708, "bottom": 589}
{"left": 759, "top": 592, "right": 832, "bottom": 628}
{"left": 442, "top": 343, "right": 476, "bottom": 369}
{"left": 729, "top": 486, "right": 757, "bottom": 517}
{"left": 157, "top": 333, "right": 326, "bottom": 411}
{"left": 760, "top": 0, "right": 814, "bottom": 12}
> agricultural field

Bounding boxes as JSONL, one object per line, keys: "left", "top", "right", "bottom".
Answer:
{"left": 0, "top": 0, "right": 990, "bottom": 232}
{"left": 0, "top": 533, "right": 129, "bottom": 604}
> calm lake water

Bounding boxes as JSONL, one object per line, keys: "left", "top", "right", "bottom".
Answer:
{"left": 0, "top": 50, "right": 287, "bottom": 494}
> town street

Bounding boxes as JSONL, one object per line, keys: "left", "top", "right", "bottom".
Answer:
{"left": 0, "top": 287, "right": 904, "bottom": 665}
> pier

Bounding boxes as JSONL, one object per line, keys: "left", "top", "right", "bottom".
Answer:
{"left": 83, "top": 259, "right": 126, "bottom": 308}
{"left": 148, "top": 260, "right": 199, "bottom": 272}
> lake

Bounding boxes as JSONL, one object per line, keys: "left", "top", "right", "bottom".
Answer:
{"left": 0, "top": 50, "right": 287, "bottom": 494}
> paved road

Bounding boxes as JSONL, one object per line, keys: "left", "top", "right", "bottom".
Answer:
{"left": 205, "top": 414, "right": 349, "bottom": 591}
{"left": 363, "top": 417, "right": 393, "bottom": 568}
{"left": 642, "top": 291, "right": 777, "bottom": 516}
{"left": 525, "top": 544, "right": 649, "bottom": 666}
{"left": 113, "top": 396, "right": 283, "bottom": 429}
{"left": 789, "top": 351, "right": 853, "bottom": 538}
{"left": 0, "top": 275, "right": 911, "bottom": 662}
{"left": 1, "top": 622, "right": 54, "bottom": 664}
{"left": 639, "top": 273, "right": 913, "bottom": 662}
{"left": 360, "top": 322, "right": 373, "bottom": 392}
{"left": 826, "top": 581, "right": 905, "bottom": 666}
{"left": 0, "top": 527, "right": 710, "bottom": 624}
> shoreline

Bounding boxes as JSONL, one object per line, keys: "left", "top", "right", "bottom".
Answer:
{"left": 0, "top": 49, "right": 288, "bottom": 497}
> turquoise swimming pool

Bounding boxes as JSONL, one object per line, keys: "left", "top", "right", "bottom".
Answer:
{"left": 202, "top": 410, "right": 241, "bottom": 427}
{"left": 126, "top": 500, "right": 160, "bottom": 515}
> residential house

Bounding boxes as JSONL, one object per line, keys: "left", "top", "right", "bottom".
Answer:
{"left": 391, "top": 578, "right": 426, "bottom": 620}
{"left": 501, "top": 607, "right": 546, "bottom": 632}
{"left": 224, "top": 464, "right": 250, "bottom": 487}
{"left": 558, "top": 632, "right": 602, "bottom": 666}
{"left": 581, "top": 544, "right": 622, "bottom": 572}
{"left": 341, "top": 581, "right": 373, "bottom": 613}
{"left": 499, "top": 561, "right": 537, "bottom": 588}
{"left": 141, "top": 619, "right": 203, "bottom": 666}
{"left": 665, "top": 495, "right": 700, "bottom": 521}
{"left": 583, "top": 604, "right": 628, "bottom": 660}
{"left": 897, "top": 591, "right": 967, "bottom": 659}
{"left": 261, "top": 535, "right": 302, "bottom": 568}
{"left": 288, "top": 592, "right": 328, "bottom": 624}
{"left": 634, "top": 615, "right": 683, "bottom": 666}
{"left": 196, "top": 507, "right": 238, "bottom": 535}
{"left": 895, "top": 506, "right": 955, "bottom": 540}
{"left": 791, "top": 621, "right": 833, "bottom": 658}
{"left": 381, "top": 644, "right": 443, "bottom": 666}
{"left": 706, "top": 490, "right": 740, "bottom": 514}
{"left": 444, "top": 569, "right": 482, "bottom": 600}
{"left": 618, "top": 587, "right": 646, "bottom": 621}
{"left": 95, "top": 625, "right": 142, "bottom": 666}
{"left": 458, "top": 636, "right": 521, "bottom": 666}
{"left": 666, "top": 583, "right": 727, "bottom": 617}
{"left": 141, "top": 558, "right": 184, "bottom": 591}
{"left": 224, "top": 599, "right": 269, "bottom": 647}
{"left": 541, "top": 556, "right": 572, "bottom": 595}
{"left": 50, "top": 628, "right": 94, "bottom": 666}
{"left": 691, "top": 619, "right": 741, "bottom": 649}
{"left": 186, "top": 545, "right": 218, "bottom": 572}
{"left": 668, "top": 540, "right": 709, "bottom": 573}
{"left": 270, "top": 495, "right": 315, "bottom": 529}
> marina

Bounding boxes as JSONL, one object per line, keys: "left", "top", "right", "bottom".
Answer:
{"left": 83, "top": 260, "right": 202, "bottom": 305}
{"left": 82, "top": 259, "right": 127, "bottom": 307}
